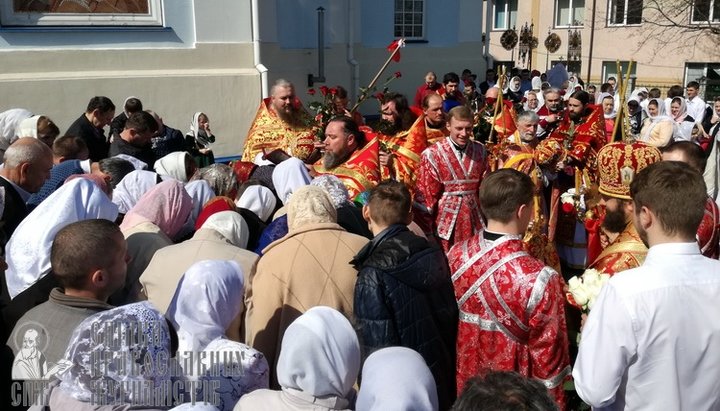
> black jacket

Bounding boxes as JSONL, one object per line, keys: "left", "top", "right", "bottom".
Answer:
{"left": 66, "top": 113, "right": 109, "bottom": 161}
{"left": 352, "top": 225, "right": 458, "bottom": 410}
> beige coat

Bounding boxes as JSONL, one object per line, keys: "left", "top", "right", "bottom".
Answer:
{"left": 139, "top": 228, "right": 259, "bottom": 341}
{"left": 245, "top": 222, "right": 368, "bottom": 388}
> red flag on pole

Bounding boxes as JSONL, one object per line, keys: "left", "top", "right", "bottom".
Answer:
{"left": 386, "top": 39, "right": 405, "bottom": 62}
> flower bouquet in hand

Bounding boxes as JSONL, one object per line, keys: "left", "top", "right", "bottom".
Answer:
{"left": 566, "top": 268, "right": 610, "bottom": 313}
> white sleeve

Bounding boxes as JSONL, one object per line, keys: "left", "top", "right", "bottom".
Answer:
{"left": 572, "top": 283, "right": 638, "bottom": 408}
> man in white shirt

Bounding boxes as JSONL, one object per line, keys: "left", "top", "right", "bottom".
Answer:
{"left": 685, "top": 81, "right": 706, "bottom": 123}
{"left": 573, "top": 161, "right": 720, "bottom": 410}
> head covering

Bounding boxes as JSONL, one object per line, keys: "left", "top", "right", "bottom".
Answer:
{"left": 356, "top": 347, "right": 439, "bottom": 411}
{"left": 185, "top": 179, "right": 216, "bottom": 223}
{"left": 644, "top": 98, "right": 671, "bottom": 120}
{"left": 64, "top": 173, "right": 111, "bottom": 197}
{"left": 167, "top": 260, "right": 245, "bottom": 355}
{"left": 598, "top": 92, "right": 616, "bottom": 119}
{"left": 237, "top": 185, "right": 277, "bottom": 222}
{"left": 0, "top": 108, "right": 32, "bottom": 151}
{"left": 191, "top": 164, "right": 239, "bottom": 198}
{"left": 272, "top": 157, "right": 312, "bottom": 204}
{"left": 195, "top": 338, "right": 269, "bottom": 410}
{"left": 194, "top": 196, "right": 236, "bottom": 230}
{"left": 597, "top": 142, "right": 661, "bottom": 200}
{"left": 310, "top": 174, "right": 352, "bottom": 208}
{"left": 507, "top": 76, "right": 521, "bottom": 93}
{"left": 670, "top": 96, "right": 689, "bottom": 122}
{"left": 188, "top": 112, "right": 213, "bottom": 147}
{"left": 232, "top": 160, "right": 259, "bottom": 183}
{"left": 286, "top": 185, "right": 337, "bottom": 231}
{"left": 531, "top": 76, "right": 542, "bottom": 90}
{"left": 253, "top": 152, "right": 274, "bottom": 166}
{"left": 58, "top": 302, "right": 171, "bottom": 404}
{"left": 169, "top": 404, "right": 219, "bottom": 411}
{"left": 113, "top": 154, "right": 148, "bottom": 170}
{"left": 277, "top": 306, "right": 360, "bottom": 400}
{"left": 154, "top": 152, "right": 191, "bottom": 182}
{"left": 15, "top": 115, "right": 41, "bottom": 139}
{"left": 112, "top": 170, "right": 160, "bottom": 214}
{"left": 120, "top": 179, "right": 193, "bottom": 240}
{"left": 201, "top": 210, "right": 250, "bottom": 249}
{"left": 5, "top": 179, "right": 118, "bottom": 299}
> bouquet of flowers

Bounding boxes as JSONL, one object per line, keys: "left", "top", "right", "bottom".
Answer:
{"left": 560, "top": 187, "right": 587, "bottom": 219}
{"left": 566, "top": 268, "right": 610, "bottom": 312}
{"left": 305, "top": 86, "right": 338, "bottom": 140}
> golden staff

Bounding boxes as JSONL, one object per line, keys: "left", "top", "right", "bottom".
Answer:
{"left": 350, "top": 39, "right": 405, "bottom": 113}
{"left": 487, "top": 65, "right": 507, "bottom": 144}
{"left": 610, "top": 60, "right": 634, "bottom": 142}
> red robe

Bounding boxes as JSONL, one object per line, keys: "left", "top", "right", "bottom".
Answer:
{"left": 379, "top": 115, "right": 428, "bottom": 192}
{"left": 698, "top": 196, "right": 720, "bottom": 259}
{"left": 588, "top": 222, "right": 647, "bottom": 275}
{"left": 448, "top": 234, "right": 570, "bottom": 408}
{"left": 413, "top": 137, "right": 486, "bottom": 253}
{"left": 313, "top": 134, "right": 381, "bottom": 200}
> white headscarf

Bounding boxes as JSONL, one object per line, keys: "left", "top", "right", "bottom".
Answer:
{"left": 310, "top": 174, "right": 352, "bottom": 208}
{"left": 5, "top": 178, "right": 119, "bottom": 299}
{"left": 201, "top": 211, "right": 250, "bottom": 249}
{"left": 59, "top": 302, "right": 171, "bottom": 404}
{"left": 166, "top": 260, "right": 245, "bottom": 355}
{"left": 640, "top": 98, "right": 677, "bottom": 144}
{"left": 113, "top": 154, "right": 148, "bottom": 170}
{"left": 356, "top": 347, "right": 439, "bottom": 411}
{"left": 0, "top": 108, "right": 32, "bottom": 151}
{"left": 196, "top": 338, "right": 269, "bottom": 410}
{"left": 237, "top": 185, "right": 277, "bottom": 222}
{"left": 598, "top": 92, "right": 616, "bottom": 119}
{"left": 277, "top": 306, "right": 360, "bottom": 400}
{"left": 188, "top": 112, "right": 213, "bottom": 148}
{"left": 112, "top": 170, "right": 160, "bottom": 214}
{"left": 185, "top": 179, "right": 216, "bottom": 223}
{"left": 272, "top": 157, "right": 312, "bottom": 204}
{"left": 15, "top": 115, "right": 41, "bottom": 139}
{"left": 154, "top": 152, "right": 191, "bottom": 182}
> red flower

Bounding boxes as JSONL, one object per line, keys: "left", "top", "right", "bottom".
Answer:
{"left": 373, "top": 92, "right": 385, "bottom": 101}
{"left": 562, "top": 202, "right": 575, "bottom": 214}
{"left": 307, "top": 88, "right": 316, "bottom": 96}
{"left": 319, "top": 85, "right": 329, "bottom": 96}
{"left": 330, "top": 87, "right": 338, "bottom": 95}
{"left": 394, "top": 71, "right": 402, "bottom": 78}
{"left": 315, "top": 114, "right": 323, "bottom": 122}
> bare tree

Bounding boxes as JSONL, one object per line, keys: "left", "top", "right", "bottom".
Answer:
{"left": 643, "top": 0, "right": 720, "bottom": 39}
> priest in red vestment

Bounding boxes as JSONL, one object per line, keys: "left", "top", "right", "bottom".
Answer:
{"left": 313, "top": 117, "right": 380, "bottom": 200}
{"left": 414, "top": 106, "right": 487, "bottom": 253}
{"left": 448, "top": 169, "right": 570, "bottom": 408}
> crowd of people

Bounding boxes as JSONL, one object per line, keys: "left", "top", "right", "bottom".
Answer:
{"left": 0, "top": 61, "right": 719, "bottom": 411}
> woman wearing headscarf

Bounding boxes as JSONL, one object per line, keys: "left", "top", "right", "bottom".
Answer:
{"left": 504, "top": 76, "right": 523, "bottom": 105}
{"left": 28, "top": 302, "right": 172, "bottom": 410}
{"left": 669, "top": 96, "right": 701, "bottom": 142}
{"left": 154, "top": 151, "right": 197, "bottom": 183}
{"left": 3, "top": 179, "right": 119, "bottom": 334}
{"left": 271, "top": 157, "right": 312, "bottom": 208}
{"left": 639, "top": 98, "right": 676, "bottom": 148}
{"left": 185, "top": 112, "right": 215, "bottom": 168}
{"left": 191, "top": 163, "right": 239, "bottom": 198}
{"left": 0, "top": 108, "right": 32, "bottom": 156}
{"left": 355, "top": 347, "right": 439, "bottom": 411}
{"left": 599, "top": 92, "right": 616, "bottom": 142}
{"left": 166, "top": 260, "right": 268, "bottom": 409}
{"left": 237, "top": 185, "right": 277, "bottom": 224}
{"left": 118, "top": 180, "right": 192, "bottom": 305}
{"left": 112, "top": 169, "right": 162, "bottom": 215}
{"left": 235, "top": 306, "right": 360, "bottom": 411}
{"left": 176, "top": 179, "right": 217, "bottom": 239}
{"left": 15, "top": 114, "right": 61, "bottom": 148}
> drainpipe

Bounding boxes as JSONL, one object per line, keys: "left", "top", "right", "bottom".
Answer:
{"left": 251, "top": 0, "right": 268, "bottom": 98}
{"left": 308, "top": 7, "right": 327, "bottom": 86}
{"left": 347, "top": 0, "right": 360, "bottom": 102}
{"left": 484, "top": 0, "right": 494, "bottom": 69}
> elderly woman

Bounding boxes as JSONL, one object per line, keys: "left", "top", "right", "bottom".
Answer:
{"left": 236, "top": 306, "right": 360, "bottom": 411}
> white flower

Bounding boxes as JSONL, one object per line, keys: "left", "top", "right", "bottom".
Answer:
{"left": 568, "top": 275, "right": 590, "bottom": 308}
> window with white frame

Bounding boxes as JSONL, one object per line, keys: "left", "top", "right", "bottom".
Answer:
{"left": 691, "top": 0, "right": 720, "bottom": 23}
{"left": 555, "top": 0, "right": 586, "bottom": 27}
{"left": 608, "top": 0, "right": 643, "bottom": 25}
{"left": 394, "top": 0, "right": 426, "bottom": 39}
{"left": 493, "top": 0, "right": 518, "bottom": 30}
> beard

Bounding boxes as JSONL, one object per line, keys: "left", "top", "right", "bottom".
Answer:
{"left": 569, "top": 110, "right": 583, "bottom": 123}
{"left": 275, "top": 104, "right": 299, "bottom": 124}
{"left": 323, "top": 148, "right": 350, "bottom": 170}
{"left": 602, "top": 206, "right": 628, "bottom": 234}
{"left": 376, "top": 118, "right": 401, "bottom": 136}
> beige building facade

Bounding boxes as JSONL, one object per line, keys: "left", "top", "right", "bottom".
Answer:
{"left": 484, "top": 0, "right": 720, "bottom": 99}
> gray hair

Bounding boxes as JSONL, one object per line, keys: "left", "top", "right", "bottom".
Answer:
{"left": 271, "top": 79, "right": 294, "bottom": 96}
{"left": 4, "top": 137, "right": 51, "bottom": 169}
{"left": 543, "top": 88, "right": 561, "bottom": 98}
{"left": 517, "top": 110, "right": 539, "bottom": 124}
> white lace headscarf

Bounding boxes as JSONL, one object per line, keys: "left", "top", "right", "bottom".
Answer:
{"left": 5, "top": 178, "right": 119, "bottom": 299}
{"left": 195, "top": 338, "right": 269, "bottom": 410}
{"left": 57, "top": 302, "right": 171, "bottom": 405}
{"left": 310, "top": 174, "right": 352, "bottom": 209}
{"left": 272, "top": 157, "right": 312, "bottom": 205}
{"left": 166, "top": 260, "right": 245, "bottom": 356}
{"left": 286, "top": 185, "right": 337, "bottom": 232}
{"left": 277, "top": 306, "right": 360, "bottom": 400}
{"left": 356, "top": 347, "right": 439, "bottom": 411}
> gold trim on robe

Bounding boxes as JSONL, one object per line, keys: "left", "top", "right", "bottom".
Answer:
{"left": 589, "top": 222, "right": 647, "bottom": 275}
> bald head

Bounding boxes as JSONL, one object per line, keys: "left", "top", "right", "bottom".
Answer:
{"left": 485, "top": 87, "right": 499, "bottom": 100}
{"left": 2, "top": 137, "right": 53, "bottom": 192}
